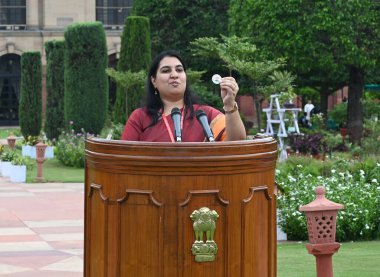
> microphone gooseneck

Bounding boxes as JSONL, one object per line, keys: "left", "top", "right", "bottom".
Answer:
{"left": 196, "top": 110, "right": 215, "bottom": 142}
{"left": 171, "top": 107, "right": 182, "bottom": 142}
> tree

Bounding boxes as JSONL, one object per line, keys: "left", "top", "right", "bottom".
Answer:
{"left": 192, "top": 35, "right": 295, "bottom": 130}
{"left": 106, "top": 68, "right": 146, "bottom": 117}
{"left": 113, "top": 16, "right": 151, "bottom": 124}
{"left": 229, "top": 0, "right": 380, "bottom": 144}
{"left": 19, "top": 51, "right": 42, "bottom": 139}
{"left": 44, "top": 40, "right": 65, "bottom": 140}
{"left": 132, "top": 0, "right": 229, "bottom": 72}
{"left": 64, "top": 22, "right": 108, "bottom": 134}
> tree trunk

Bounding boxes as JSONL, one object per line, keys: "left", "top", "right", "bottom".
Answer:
{"left": 255, "top": 96, "right": 261, "bottom": 131}
{"left": 319, "top": 84, "right": 329, "bottom": 119}
{"left": 347, "top": 66, "right": 364, "bottom": 145}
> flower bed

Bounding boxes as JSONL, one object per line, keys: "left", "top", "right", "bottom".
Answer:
{"left": 276, "top": 156, "right": 380, "bottom": 242}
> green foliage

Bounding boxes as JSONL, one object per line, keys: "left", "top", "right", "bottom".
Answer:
{"left": 44, "top": 40, "right": 65, "bottom": 140}
{"left": 19, "top": 51, "right": 42, "bottom": 139}
{"left": 106, "top": 69, "right": 146, "bottom": 89}
{"left": 363, "top": 98, "right": 380, "bottom": 119}
{"left": 55, "top": 128, "right": 86, "bottom": 168}
{"left": 64, "top": 22, "right": 108, "bottom": 134}
{"left": 100, "top": 122, "right": 125, "bottom": 140}
{"left": 114, "top": 16, "right": 151, "bottom": 124}
{"left": 229, "top": 0, "right": 380, "bottom": 142}
{"left": 191, "top": 35, "right": 294, "bottom": 99}
{"left": 132, "top": 0, "right": 229, "bottom": 72}
{"left": 361, "top": 120, "right": 380, "bottom": 157}
{"left": 276, "top": 156, "right": 380, "bottom": 241}
{"left": 192, "top": 83, "right": 223, "bottom": 111}
{"left": 11, "top": 152, "right": 33, "bottom": 169}
{"left": 22, "top": 135, "right": 40, "bottom": 146}
{"left": 0, "top": 148, "right": 16, "bottom": 162}
{"left": 182, "top": 68, "right": 223, "bottom": 110}
{"left": 329, "top": 102, "right": 348, "bottom": 127}
{"left": 118, "top": 16, "right": 151, "bottom": 73}
{"left": 229, "top": 0, "right": 347, "bottom": 86}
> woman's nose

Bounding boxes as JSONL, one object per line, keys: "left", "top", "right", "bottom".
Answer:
{"left": 170, "top": 71, "right": 178, "bottom": 78}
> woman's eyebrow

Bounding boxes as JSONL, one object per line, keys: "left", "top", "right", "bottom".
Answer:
{"left": 159, "top": 64, "right": 183, "bottom": 70}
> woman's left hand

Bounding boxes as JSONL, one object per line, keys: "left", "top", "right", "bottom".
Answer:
{"left": 220, "top": 77, "right": 239, "bottom": 110}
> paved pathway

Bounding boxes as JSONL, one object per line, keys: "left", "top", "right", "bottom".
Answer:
{"left": 0, "top": 176, "right": 84, "bottom": 276}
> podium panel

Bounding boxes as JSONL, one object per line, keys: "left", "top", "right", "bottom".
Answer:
{"left": 84, "top": 138, "right": 278, "bottom": 277}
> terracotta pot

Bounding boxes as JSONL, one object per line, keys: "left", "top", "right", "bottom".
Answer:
{"left": 340, "top": 128, "right": 348, "bottom": 137}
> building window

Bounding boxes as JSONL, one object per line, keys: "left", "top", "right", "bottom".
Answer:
{"left": 0, "top": 0, "right": 26, "bottom": 25}
{"left": 96, "top": 0, "right": 133, "bottom": 26}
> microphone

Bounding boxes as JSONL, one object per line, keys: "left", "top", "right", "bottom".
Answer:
{"left": 171, "top": 107, "right": 182, "bottom": 142}
{"left": 196, "top": 110, "right": 215, "bottom": 142}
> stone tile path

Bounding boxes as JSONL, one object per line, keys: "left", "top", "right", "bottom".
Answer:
{"left": 0, "top": 177, "right": 84, "bottom": 276}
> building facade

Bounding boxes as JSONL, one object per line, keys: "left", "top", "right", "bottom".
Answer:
{"left": 0, "top": 0, "right": 132, "bottom": 126}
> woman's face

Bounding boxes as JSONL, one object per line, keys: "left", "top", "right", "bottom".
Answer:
{"left": 151, "top": 56, "right": 187, "bottom": 101}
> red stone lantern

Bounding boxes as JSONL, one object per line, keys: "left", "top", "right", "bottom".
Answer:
{"left": 299, "top": 186, "right": 344, "bottom": 277}
{"left": 35, "top": 141, "right": 47, "bottom": 182}
{"left": 7, "top": 134, "right": 16, "bottom": 149}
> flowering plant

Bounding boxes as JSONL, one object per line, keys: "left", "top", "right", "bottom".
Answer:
{"left": 276, "top": 157, "right": 380, "bottom": 242}
{"left": 55, "top": 128, "right": 87, "bottom": 168}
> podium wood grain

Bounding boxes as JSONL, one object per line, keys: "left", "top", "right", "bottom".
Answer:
{"left": 84, "top": 138, "right": 278, "bottom": 277}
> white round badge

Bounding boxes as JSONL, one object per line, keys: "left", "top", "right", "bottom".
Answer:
{"left": 211, "top": 74, "right": 222, "bottom": 85}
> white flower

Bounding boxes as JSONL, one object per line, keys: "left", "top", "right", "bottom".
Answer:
{"left": 371, "top": 179, "right": 378, "bottom": 184}
{"left": 297, "top": 164, "right": 303, "bottom": 168}
{"left": 365, "top": 224, "right": 370, "bottom": 230}
{"left": 331, "top": 169, "right": 336, "bottom": 174}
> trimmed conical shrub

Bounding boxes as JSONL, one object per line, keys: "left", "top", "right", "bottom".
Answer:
{"left": 64, "top": 22, "right": 108, "bottom": 134}
{"left": 45, "top": 40, "right": 65, "bottom": 140}
{"left": 113, "top": 16, "right": 151, "bottom": 124}
{"left": 19, "top": 51, "right": 42, "bottom": 139}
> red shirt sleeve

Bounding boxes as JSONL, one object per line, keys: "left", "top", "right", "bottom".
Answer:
{"left": 121, "top": 109, "right": 145, "bottom": 141}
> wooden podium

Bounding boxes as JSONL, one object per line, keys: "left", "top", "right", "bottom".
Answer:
{"left": 84, "top": 137, "right": 278, "bottom": 277}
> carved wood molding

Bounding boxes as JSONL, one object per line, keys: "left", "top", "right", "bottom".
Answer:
{"left": 179, "top": 190, "right": 229, "bottom": 207}
{"left": 89, "top": 183, "right": 162, "bottom": 206}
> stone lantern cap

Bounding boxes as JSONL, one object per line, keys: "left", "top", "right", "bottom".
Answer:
{"left": 299, "top": 186, "right": 344, "bottom": 212}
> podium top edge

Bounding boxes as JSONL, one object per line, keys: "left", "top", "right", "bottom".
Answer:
{"left": 86, "top": 136, "right": 276, "bottom": 147}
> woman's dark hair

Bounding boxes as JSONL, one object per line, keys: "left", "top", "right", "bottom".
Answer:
{"left": 145, "top": 50, "right": 199, "bottom": 125}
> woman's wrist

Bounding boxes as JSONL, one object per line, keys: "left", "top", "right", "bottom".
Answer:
{"left": 223, "top": 101, "right": 238, "bottom": 114}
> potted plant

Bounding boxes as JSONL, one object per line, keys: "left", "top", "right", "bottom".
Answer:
{"left": 10, "top": 153, "right": 32, "bottom": 183}
{"left": 0, "top": 148, "right": 16, "bottom": 177}
{"left": 279, "top": 87, "right": 297, "bottom": 108}
{"left": 22, "top": 135, "right": 39, "bottom": 157}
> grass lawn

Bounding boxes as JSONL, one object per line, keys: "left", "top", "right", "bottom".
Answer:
{"left": 278, "top": 241, "right": 380, "bottom": 277}
{"left": 26, "top": 157, "right": 84, "bottom": 183}
{"left": 0, "top": 127, "right": 21, "bottom": 139}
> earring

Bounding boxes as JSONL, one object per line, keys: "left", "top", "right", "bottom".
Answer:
{"left": 154, "top": 88, "right": 158, "bottom": 95}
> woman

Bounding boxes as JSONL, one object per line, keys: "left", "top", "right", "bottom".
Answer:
{"left": 121, "top": 50, "right": 246, "bottom": 142}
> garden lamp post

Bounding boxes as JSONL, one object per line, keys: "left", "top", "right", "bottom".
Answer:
{"left": 7, "top": 134, "right": 16, "bottom": 149}
{"left": 35, "top": 141, "right": 47, "bottom": 182}
{"left": 299, "top": 186, "right": 344, "bottom": 277}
